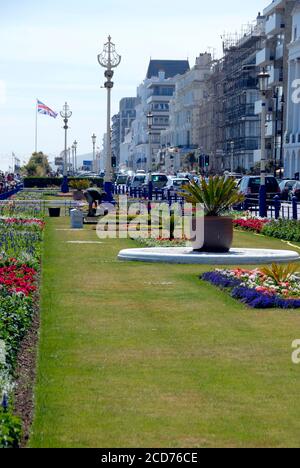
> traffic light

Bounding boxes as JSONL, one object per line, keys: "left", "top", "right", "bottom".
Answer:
{"left": 205, "top": 155, "right": 210, "bottom": 167}
{"left": 111, "top": 156, "right": 117, "bottom": 168}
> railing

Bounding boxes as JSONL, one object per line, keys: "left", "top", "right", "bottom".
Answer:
{"left": 0, "top": 199, "right": 80, "bottom": 217}
{"left": 242, "top": 196, "right": 300, "bottom": 221}
{"left": 112, "top": 185, "right": 185, "bottom": 205}
{"left": 113, "top": 186, "right": 300, "bottom": 221}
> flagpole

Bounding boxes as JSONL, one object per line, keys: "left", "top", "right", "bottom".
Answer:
{"left": 35, "top": 99, "right": 38, "bottom": 153}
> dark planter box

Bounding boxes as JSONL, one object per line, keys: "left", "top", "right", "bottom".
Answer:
{"left": 48, "top": 208, "right": 61, "bottom": 217}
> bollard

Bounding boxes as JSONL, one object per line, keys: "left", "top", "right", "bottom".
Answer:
{"left": 70, "top": 208, "right": 84, "bottom": 229}
{"left": 292, "top": 196, "right": 298, "bottom": 220}
{"left": 148, "top": 181, "right": 153, "bottom": 201}
{"left": 274, "top": 195, "right": 281, "bottom": 220}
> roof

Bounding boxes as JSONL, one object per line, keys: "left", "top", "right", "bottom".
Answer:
{"left": 146, "top": 60, "right": 190, "bottom": 79}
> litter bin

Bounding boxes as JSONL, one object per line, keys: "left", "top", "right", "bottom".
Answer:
{"left": 48, "top": 207, "right": 61, "bottom": 217}
{"left": 70, "top": 209, "right": 84, "bottom": 229}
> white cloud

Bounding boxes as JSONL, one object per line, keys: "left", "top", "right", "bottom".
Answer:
{"left": 0, "top": 81, "right": 6, "bottom": 105}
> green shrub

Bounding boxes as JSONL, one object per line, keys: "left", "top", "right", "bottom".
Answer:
{"left": 0, "top": 409, "right": 22, "bottom": 448}
{"left": 0, "top": 295, "right": 34, "bottom": 370}
{"left": 69, "top": 179, "right": 90, "bottom": 191}
{"left": 262, "top": 219, "right": 300, "bottom": 242}
{"left": 23, "top": 177, "right": 103, "bottom": 189}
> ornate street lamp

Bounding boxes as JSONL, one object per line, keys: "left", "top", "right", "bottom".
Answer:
{"left": 258, "top": 69, "right": 270, "bottom": 218}
{"left": 98, "top": 36, "right": 121, "bottom": 201}
{"left": 73, "top": 140, "right": 78, "bottom": 173}
{"left": 147, "top": 111, "right": 154, "bottom": 173}
{"left": 60, "top": 102, "right": 72, "bottom": 193}
{"left": 92, "top": 133, "right": 97, "bottom": 172}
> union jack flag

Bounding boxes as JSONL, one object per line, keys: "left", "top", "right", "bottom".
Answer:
{"left": 37, "top": 100, "right": 58, "bottom": 118}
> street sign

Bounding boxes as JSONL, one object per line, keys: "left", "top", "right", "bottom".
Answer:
{"left": 55, "top": 157, "right": 64, "bottom": 166}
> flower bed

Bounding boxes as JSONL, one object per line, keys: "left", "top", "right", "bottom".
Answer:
{"left": 0, "top": 218, "right": 45, "bottom": 229}
{"left": 233, "top": 217, "right": 270, "bottom": 233}
{"left": 262, "top": 219, "right": 300, "bottom": 242}
{"left": 201, "top": 266, "right": 300, "bottom": 309}
{"left": 0, "top": 216, "right": 44, "bottom": 448}
{"left": 136, "top": 237, "right": 188, "bottom": 247}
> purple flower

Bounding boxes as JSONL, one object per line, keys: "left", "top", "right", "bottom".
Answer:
{"left": 201, "top": 271, "right": 241, "bottom": 289}
{"left": 201, "top": 271, "right": 300, "bottom": 310}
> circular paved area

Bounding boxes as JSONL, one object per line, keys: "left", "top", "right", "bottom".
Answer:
{"left": 118, "top": 247, "right": 300, "bottom": 265}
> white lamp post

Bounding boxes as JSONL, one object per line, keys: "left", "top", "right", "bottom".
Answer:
{"left": 147, "top": 111, "right": 154, "bottom": 172}
{"left": 258, "top": 68, "right": 270, "bottom": 218}
{"left": 73, "top": 140, "right": 78, "bottom": 173}
{"left": 60, "top": 102, "right": 72, "bottom": 193}
{"left": 92, "top": 133, "right": 97, "bottom": 172}
{"left": 97, "top": 36, "right": 121, "bottom": 201}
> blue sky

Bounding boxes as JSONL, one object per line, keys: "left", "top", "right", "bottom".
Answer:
{"left": 0, "top": 0, "right": 267, "bottom": 169}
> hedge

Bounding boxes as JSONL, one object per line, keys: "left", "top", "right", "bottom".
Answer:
{"left": 23, "top": 177, "right": 103, "bottom": 189}
{"left": 262, "top": 219, "right": 300, "bottom": 243}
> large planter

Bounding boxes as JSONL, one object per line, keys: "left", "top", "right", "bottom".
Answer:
{"left": 192, "top": 216, "right": 233, "bottom": 253}
{"left": 48, "top": 207, "right": 61, "bottom": 218}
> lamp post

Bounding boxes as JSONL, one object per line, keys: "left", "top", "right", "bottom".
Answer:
{"left": 71, "top": 144, "right": 75, "bottom": 175}
{"left": 60, "top": 102, "right": 72, "bottom": 193}
{"left": 98, "top": 36, "right": 121, "bottom": 201}
{"left": 92, "top": 134, "right": 97, "bottom": 172}
{"left": 273, "top": 88, "right": 279, "bottom": 178}
{"left": 258, "top": 69, "right": 270, "bottom": 218}
{"left": 279, "top": 93, "right": 285, "bottom": 179}
{"left": 147, "top": 111, "right": 154, "bottom": 173}
{"left": 230, "top": 140, "right": 234, "bottom": 174}
{"left": 73, "top": 140, "right": 78, "bottom": 173}
{"left": 96, "top": 147, "right": 101, "bottom": 174}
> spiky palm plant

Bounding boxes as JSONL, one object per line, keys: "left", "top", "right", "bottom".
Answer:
{"left": 261, "top": 263, "right": 299, "bottom": 285}
{"left": 181, "top": 176, "right": 245, "bottom": 216}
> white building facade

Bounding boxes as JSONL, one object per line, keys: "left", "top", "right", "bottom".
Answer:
{"left": 160, "top": 53, "right": 212, "bottom": 172}
{"left": 129, "top": 60, "right": 190, "bottom": 171}
{"left": 284, "top": 2, "right": 300, "bottom": 178}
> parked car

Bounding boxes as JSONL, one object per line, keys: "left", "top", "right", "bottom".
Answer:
{"left": 130, "top": 173, "right": 147, "bottom": 189}
{"left": 239, "top": 176, "right": 280, "bottom": 206}
{"left": 146, "top": 173, "right": 169, "bottom": 190}
{"left": 279, "top": 180, "right": 297, "bottom": 200}
{"left": 163, "top": 177, "right": 190, "bottom": 197}
{"left": 289, "top": 181, "right": 300, "bottom": 201}
{"left": 114, "top": 174, "right": 130, "bottom": 189}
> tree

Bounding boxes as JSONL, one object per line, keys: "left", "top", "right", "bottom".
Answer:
{"left": 23, "top": 152, "right": 51, "bottom": 177}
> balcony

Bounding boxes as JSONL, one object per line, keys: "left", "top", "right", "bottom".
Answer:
{"left": 256, "top": 47, "right": 272, "bottom": 67}
{"left": 147, "top": 95, "right": 171, "bottom": 104}
{"left": 263, "top": 0, "right": 284, "bottom": 17}
{"left": 265, "top": 12, "right": 284, "bottom": 36}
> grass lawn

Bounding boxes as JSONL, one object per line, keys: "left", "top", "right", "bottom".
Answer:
{"left": 30, "top": 218, "right": 300, "bottom": 448}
